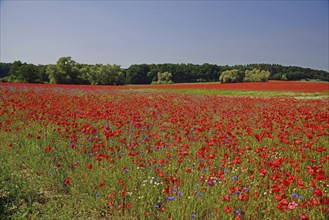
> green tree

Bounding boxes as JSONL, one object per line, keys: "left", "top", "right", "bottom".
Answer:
{"left": 155, "top": 72, "right": 173, "bottom": 84}
{"left": 126, "top": 64, "right": 150, "bottom": 84}
{"left": 46, "top": 57, "right": 80, "bottom": 84}
{"left": 244, "top": 69, "right": 270, "bottom": 82}
{"left": 8, "top": 61, "right": 39, "bottom": 83}
{"left": 219, "top": 69, "right": 244, "bottom": 83}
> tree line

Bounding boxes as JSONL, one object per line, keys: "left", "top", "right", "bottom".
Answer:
{"left": 0, "top": 56, "right": 328, "bottom": 85}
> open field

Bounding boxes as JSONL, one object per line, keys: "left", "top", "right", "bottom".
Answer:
{"left": 0, "top": 82, "right": 328, "bottom": 219}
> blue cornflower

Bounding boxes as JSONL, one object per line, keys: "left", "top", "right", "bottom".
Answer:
{"left": 54, "top": 165, "right": 58, "bottom": 169}
{"left": 154, "top": 205, "right": 159, "bottom": 209}
{"left": 48, "top": 173, "right": 52, "bottom": 177}
{"left": 235, "top": 191, "right": 241, "bottom": 195}
{"left": 197, "top": 192, "right": 202, "bottom": 197}
{"left": 191, "top": 214, "right": 196, "bottom": 218}
{"left": 120, "top": 152, "right": 124, "bottom": 156}
{"left": 178, "top": 191, "right": 183, "bottom": 197}
{"left": 243, "top": 187, "right": 249, "bottom": 192}
{"left": 235, "top": 210, "right": 241, "bottom": 215}
{"left": 292, "top": 193, "right": 298, "bottom": 198}
{"left": 168, "top": 196, "right": 174, "bottom": 201}
{"left": 173, "top": 188, "right": 177, "bottom": 192}
{"left": 299, "top": 196, "right": 305, "bottom": 200}
{"left": 224, "top": 169, "right": 229, "bottom": 173}
{"left": 232, "top": 176, "right": 237, "bottom": 179}
{"left": 124, "top": 169, "right": 128, "bottom": 173}
{"left": 96, "top": 193, "right": 100, "bottom": 197}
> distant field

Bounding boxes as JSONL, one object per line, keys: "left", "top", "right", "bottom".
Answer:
{"left": 125, "top": 80, "right": 329, "bottom": 93}
{"left": 0, "top": 82, "right": 328, "bottom": 219}
{"left": 1, "top": 80, "right": 328, "bottom": 94}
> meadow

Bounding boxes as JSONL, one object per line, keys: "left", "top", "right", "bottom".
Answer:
{"left": 0, "top": 81, "right": 328, "bottom": 220}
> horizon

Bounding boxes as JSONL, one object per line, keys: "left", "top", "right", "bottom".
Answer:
{"left": 1, "top": 1, "right": 328, "bottom": 71}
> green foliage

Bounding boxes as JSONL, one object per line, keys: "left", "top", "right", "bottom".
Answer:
{"left": 46, "top": 57, "right": 125, "bottom": 85}
{"left": 6, "top": 61, "right": 40, "bottom": 83}
{"left": 244, "top": 69, "right": 270, "bottom": 82}
{"left": 154, "top": 72, "right": 173, "bottom": 84}
{"left": 126, "top": 64, "right": 150, "bottom": 84}
{"left": 46, "top": 57, "right": 80, "bottom": 84}
{"left": 219, "top": 69, "right": 244, "bottom": 83}
{"left": 1, "top": 59, "right": 328, "bottom": 84}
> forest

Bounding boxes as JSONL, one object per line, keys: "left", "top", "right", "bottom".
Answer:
{"left": 0, "top": 56, "right": 328, "bottom": 85}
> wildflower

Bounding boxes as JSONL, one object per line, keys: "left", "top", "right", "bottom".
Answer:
{"left": 96, "top": 193, "right": 100, "bottom": 197}
{"left": 191, "top": 214, "right": 196, "bottom": 218}
{"left": 168, "top": 196, "right": 174, "bottom": 201}
{"left": 288, "top": 201, "right": 298, "bottom": 210}
{"left": 64, "top": 177, "right": 71, "bottom": 185}
{"left": 235, "top": 210, "right": 241, "bottom": 215}
{"left": 154, "top": 205, "right": 160, "bottom": 209}
{"left": 108, "top": 193, "right": 115, "bottom": 199}
{"left": 225, "top": 206, "right": 231, "bottom": 213}
{"left": 292, "top": 193, "right": 298, "bottom": 198}
{"left": 299, "top": 213, "right": 309, "bottom": 220}
{"left": 197, "top": 192, "right": 202, "bottom": 197}
{"left": 178, "top": 191, "right": 183, "bottom": 197}
{"left": 313, "top": 188, "right": 323, "bottom": 196}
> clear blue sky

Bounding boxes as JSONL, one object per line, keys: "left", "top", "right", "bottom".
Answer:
{"left": 1, "top": 1, "right": 328, "bottom": 71}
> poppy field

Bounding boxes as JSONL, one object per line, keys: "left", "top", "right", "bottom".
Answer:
{"left": 0, "top": 82, "right": 328, "bottom": 219}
